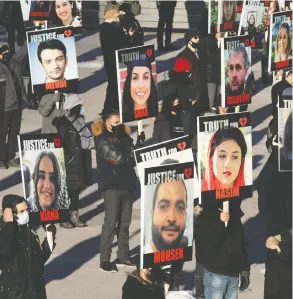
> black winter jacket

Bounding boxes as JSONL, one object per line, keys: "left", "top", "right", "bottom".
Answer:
{"left": 92, "top": 120, "right": 137, "bottom": 192}
{"left": 152, "top": 113, "right": 172, "bottom": 143}
{"left": 0, "top": 219, "right": 54, "bottom": 299}
{"left": 205, "top": 35, "right": 221, "bottom": 84}
{"left": 198, "top": 199, "right": 250, "bottom": 277}
{"left": 99, "top": 22, "right": 129, "bottom": 83}
{"left": 54, "top": 117, "right": 92, "bottom": 190}
{"left": 0, "top": 43, "right": 27, "bottom": 111}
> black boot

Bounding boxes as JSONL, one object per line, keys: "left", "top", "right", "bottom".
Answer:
{"left": 194, "top": 277, "right": 205, "bottom": 298}
{"left": 70, "top": 211, "right": 87, "bottom": 227}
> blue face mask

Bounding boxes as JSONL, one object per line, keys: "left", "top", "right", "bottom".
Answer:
{"left": 16, "top": 211, "right": 29, "bottom": 226}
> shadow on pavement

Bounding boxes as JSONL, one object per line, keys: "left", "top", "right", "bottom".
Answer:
{"left": 0, "top": 170, "right": 22, "bottom": 192}
{"left": 45, "top": 228, "right": 140, "bottom": 283}
{"left": 243, "top": 213, "right": 266, "bottom": 265}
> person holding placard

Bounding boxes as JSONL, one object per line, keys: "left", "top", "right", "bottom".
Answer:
{"left": 92, "top": 110, "right": 143, "bottom": 272}
{"left": 199, "top": 198, "right": 250, "bottom": 299}
{"left": 0, "top": 194, "right": 56, "bottom": 299}
{"left": 53, "top": 94, "right": 94, "bottom": 228}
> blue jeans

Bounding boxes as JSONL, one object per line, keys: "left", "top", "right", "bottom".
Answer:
{"left": 204, "top": 269, "right": 239, "bottom": 299}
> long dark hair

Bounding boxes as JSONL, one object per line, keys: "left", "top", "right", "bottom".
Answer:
{"left": 32, "top": 151, "right": 61, "bottom": 206}
{"left": 122, "top": 62, "right": 158, "bottom": 122}
{"left": 49, "top": 0, "right": 78, "bottom": 25}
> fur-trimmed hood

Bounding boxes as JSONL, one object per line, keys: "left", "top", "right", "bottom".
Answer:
{"left": 91, "top": 118, "right": 131, "bottom": 137}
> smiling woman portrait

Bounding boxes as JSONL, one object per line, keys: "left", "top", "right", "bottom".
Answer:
{"left": 49, "top": 0, "right": 82, "bottom": 27}
{"left": 275, "top": 22, "right": 292, "bottom": 63}
{"left": 122, "top": 60, "right": 158, "bottom": 122}
{"left": 202, "top": 127, "right": 247, "bottom": 191}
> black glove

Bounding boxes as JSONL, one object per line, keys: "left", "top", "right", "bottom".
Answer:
{"left": 136, "top": 131, "right": 145, "bottom": 147}
{"left": 239, "top": 271, "right": 250, "bottom": 291}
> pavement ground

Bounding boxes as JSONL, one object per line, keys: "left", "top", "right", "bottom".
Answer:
{"left": 0, "top": 30, "right": 274, "bottom": 299}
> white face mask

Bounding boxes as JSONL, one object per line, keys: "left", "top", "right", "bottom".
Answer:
{"left": 16, "top": 211, "right": 29, "bottom": 226}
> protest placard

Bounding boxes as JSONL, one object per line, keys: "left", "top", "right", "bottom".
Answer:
{"left": 116, "top": 44, "right": 158, "bottom": 123}
{"left": 18, "top": 133, "right": 70, "bottom": 225}
{"left": 197, "top": 112, "right": 253, "bottom": 204}
{"left": 221, "top": 35, "right": 252, "bottom": 108}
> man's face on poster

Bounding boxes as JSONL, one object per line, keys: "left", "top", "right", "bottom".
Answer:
{"left": 40, "top": 48, "right": 67, "bottom": 82}
{"left": 37, "top": 155, "right": 57, "bottom": 210}
{"left": 228, "top": 52, "right": 248, "bottom": 92}
{"left": 151, "top": 180, "right": 187, "bottom": 251}
{"left": 223, "top": 1, "right": 234, "bottom": 22}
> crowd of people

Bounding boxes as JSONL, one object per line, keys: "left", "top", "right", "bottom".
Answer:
{"left": 0, "top": 1, "right": 292, "bottom": 299}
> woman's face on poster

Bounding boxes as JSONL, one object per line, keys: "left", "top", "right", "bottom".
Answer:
{"left": 37, "top": 155, "right": 57, "bottom": 210}
{"left": 212, "top": 139, "right": 242, "bottom": 187}
{"left": 277, "top": 28, "right": 289, "bottom": 55}
{"left": 130, "top": 66, "right": 151, "bottom": 108}
{"left": 249, "top": 15, "right": 255, "bottom": 25}
{"left": 55, "top": 0, "right": 73, "bottom": 24}
{"left": 223, "top": 1, "right": 234, "bottom": 22}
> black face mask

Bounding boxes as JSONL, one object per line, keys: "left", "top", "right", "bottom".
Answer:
{"left": 111, "top": 124, "right": 124, "bottom": 135}
{"left": 191, "top": 42, "right": 200, "bottom": 49}
{"left": 1, "top": 52, "right": 12, "bottom": 64}
{"left": 171, "top": 105, "right": 180, "bottom": 114}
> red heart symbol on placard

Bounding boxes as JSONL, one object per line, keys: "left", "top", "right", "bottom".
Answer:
{"left": 177, "top": 142, "right": 186, "bottom": 151}
{"left": 54, "top": 137, "right": 61, "bottom": 148}
{"left": 64, "top": 30, "right": 72, "bottom": 37}
{"left": 244, "top": 39, "right": 249, "bottom": 47}
{"left": 146, "top": 49, "right": 153, "bottom": 57}
{"left": 239, "top": 117, "right": 248, "bottom": 127}
{"left": 264, "top": 0, "right": 269, "bottom": 6}
{"left": 184, "top": 168, "right": 192, "bottom": 179}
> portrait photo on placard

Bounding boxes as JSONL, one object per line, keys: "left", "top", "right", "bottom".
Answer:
{"left": 278, "top": 100, "right": 293, "bottom": 172}
{"left": 116, "top": 44, "right": 158, "bottom": 123}
{"left": 238, "top": 0, "right": 270, "bottom": 49}
{"left": 221, "top": 35, "right": 252, "bottom": 107}
{"left": 27, "top": 26, "right": 78, "bottom": 95}
{"left": 197, "top": 112, "right": 253, "bottom": 202}
{"left": 141, "top": 162, "right": 194, "bottom": 268}
{"left": 18, "top": 134, "right": 70, "bottom": 225}
{"left": 48, "top": 0, "right": 82, "bottom": 33}
{"left": 269, "top": 10, "right": 292, "bottom": 72}
{"left": 218, "top": 0, "right": 239, "bottom": 32}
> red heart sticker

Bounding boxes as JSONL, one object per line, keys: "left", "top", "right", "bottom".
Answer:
{"left": 251, "top": 40, "right": 256, "bottom": 48}
{"left": 244, "top": 39, "right": 250, "bottom": 47}
{"left": 146, "top": 49, "right": 153, "bottom": 57}
{"left": 184, "top": 168, "right": 192, "bottom": 179}
{"left": 54, "top": 137, "right": 61, "bottom": 148}
{"left": 239, "top": 117, "right": 248, "bottom": 127}
{"left": 64, "top": 30, "right": 72, "bottom": 37}
{"left": 177, "top": 142, "right": 186, "bottom": 151}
